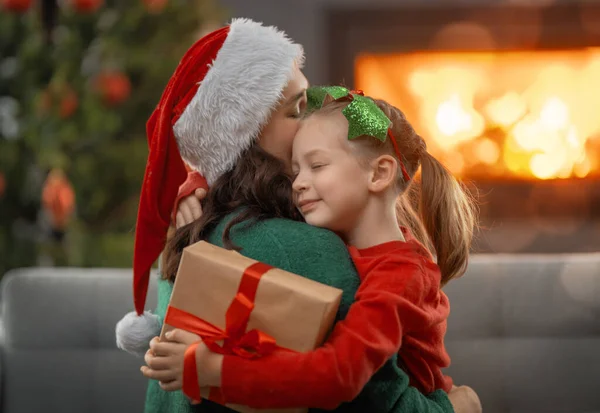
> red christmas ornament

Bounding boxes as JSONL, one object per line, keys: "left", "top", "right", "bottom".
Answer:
{"left": 37, "top": 84, "right": 78, "bottom": 118}
{"left": 143, "top": 0, "right": 167, "bottom": 14}
{"left": 42, "top": 169, "right": 75, "bottom": 231}
{"left": 59, "top": 89, "right": 78, "bottom": 119}
{"left": 70, "top": 0, "right": 103, "bottom": 13}
{"left": 95, "top": 71, "right": 131, "bottom": 106}
{"left": 1, "top": 0, "right": 32, "bottom": 12}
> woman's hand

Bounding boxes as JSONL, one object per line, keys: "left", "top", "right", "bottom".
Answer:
{"left": 448, "top": 385, "right": 482, "bottom": 413}
{"left": 140, "top": 330, "right": 201, "bottom": 391}
{"left": 175, "top": 188, "right": 206, "bottom": 228}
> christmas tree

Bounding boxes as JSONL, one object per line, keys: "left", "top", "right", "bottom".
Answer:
{"left": 0, "top": 0, "right": 225, "bottom": 276}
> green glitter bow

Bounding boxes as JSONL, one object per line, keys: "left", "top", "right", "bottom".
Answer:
{"left": 306, "top": 86, "right": 392, "bottom": 142}
{"left": 306, "top": 85, "right": 412, "bottom": 182}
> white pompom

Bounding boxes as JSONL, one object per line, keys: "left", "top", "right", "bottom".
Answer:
{"left": 115, "top": 311, "right": 162, "bottom": 357}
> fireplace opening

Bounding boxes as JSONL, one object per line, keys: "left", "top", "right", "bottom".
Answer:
{"left": 327, "top": 4, "right": 600, "bottom": 253}
{"left": 355, "top": 49, "right": 600, "bottom": 181}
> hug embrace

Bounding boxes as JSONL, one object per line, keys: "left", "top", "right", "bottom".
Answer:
{"left": 115, "top": 18, "right": 482, "bottom": 413}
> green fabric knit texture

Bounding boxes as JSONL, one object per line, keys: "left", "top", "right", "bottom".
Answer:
{"left": 144, "top": 212, "right": 454, "bottom": 413}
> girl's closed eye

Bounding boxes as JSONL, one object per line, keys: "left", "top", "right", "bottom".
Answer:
{"left": 311, "top": 163, "right": 326, "bottom": 170}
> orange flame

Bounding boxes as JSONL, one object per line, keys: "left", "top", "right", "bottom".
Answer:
{"left": 356, "top": 49, "right": 600, "bottom": 180}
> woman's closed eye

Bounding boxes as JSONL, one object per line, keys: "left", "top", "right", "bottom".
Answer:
{"left": 288, "top": 106, "right": 304, "bottom": 119}
{"left": 288, "top": 97, "right": 307, "bottom": 119}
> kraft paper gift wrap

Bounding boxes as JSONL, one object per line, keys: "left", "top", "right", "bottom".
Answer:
{"left": 161, "top": 241, "right": 343, "bottom": 413}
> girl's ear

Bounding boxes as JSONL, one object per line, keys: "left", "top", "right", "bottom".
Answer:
{"left": 367, "top": 154, "right": 398, "bottom": 193}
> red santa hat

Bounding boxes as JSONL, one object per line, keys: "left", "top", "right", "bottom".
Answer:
{"left": 116, "top": 18, "right": 304, "bottom": 356}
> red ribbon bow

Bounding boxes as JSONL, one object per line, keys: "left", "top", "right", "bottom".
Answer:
{"left": 163, "top": 262, "right": 280, "bottom": 404}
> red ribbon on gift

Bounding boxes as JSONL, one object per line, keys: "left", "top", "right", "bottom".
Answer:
{"left": 163, "top": 261, "right": 281, "bottom": 405}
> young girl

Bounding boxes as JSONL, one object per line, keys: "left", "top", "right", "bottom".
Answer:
{"left": 142, "top": 86, "right": 477, "bottom": 409}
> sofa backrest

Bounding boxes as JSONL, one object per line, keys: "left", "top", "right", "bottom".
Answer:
{"left": 0, "top": 268, "right": 157, "bottom": 413}
{"left": 444, "top": 253, "right": 600, "bottom": 413}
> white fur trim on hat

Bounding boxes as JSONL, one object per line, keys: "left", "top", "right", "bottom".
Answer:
{"left": 173, "top": 18, "right": 305, "bottom": 185}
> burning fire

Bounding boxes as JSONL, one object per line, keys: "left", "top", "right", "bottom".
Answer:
{"left": 355, "top": 49, "right": 600, "bottom": 180}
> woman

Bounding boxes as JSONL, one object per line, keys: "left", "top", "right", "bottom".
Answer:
{"left": 116, "top": 18, "right": 480, "bottom": 413}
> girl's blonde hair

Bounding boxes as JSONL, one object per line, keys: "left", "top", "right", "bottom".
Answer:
{"left": 309, "top": 96, "right": 477, "bottom": 286}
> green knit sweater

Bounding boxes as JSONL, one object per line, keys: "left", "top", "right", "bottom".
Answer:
{"left": 144, "top": 214, "right": 454, "bottom": 413}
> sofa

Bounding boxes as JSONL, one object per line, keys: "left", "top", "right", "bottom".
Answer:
{"left": 0, "top": 254, "right": 599, "bottom": 413}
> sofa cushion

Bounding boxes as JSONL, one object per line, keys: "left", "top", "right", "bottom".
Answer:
{"left": 444, "top": 254, "right": 600, "bottom": 413}
{"left": 0, "top": 268, "right": 158, "bottom": 413}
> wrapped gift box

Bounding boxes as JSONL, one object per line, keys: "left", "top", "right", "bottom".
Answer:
{"left": 161, "top": 241, "right": 343, "bottom": 413}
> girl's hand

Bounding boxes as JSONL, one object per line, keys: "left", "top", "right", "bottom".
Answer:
{"left": 175, "top": 188, "right": 206, "bottom": 228}
{"left": 140, "top": 330, "right": 201, "bottom": 391}
{"left": 165, "top": 329, "right": 224, "bottom": 388}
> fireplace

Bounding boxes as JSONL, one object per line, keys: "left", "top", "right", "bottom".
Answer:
{"left": 326, "top": 3, "right": 600, "bottom": 253}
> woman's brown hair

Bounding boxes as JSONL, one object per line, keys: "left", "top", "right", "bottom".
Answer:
{"left": 311, "top": 97, "right": 477, "bottom": 286}
{"left": 162, "top": 144, "right": 302, "bottom": 282}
